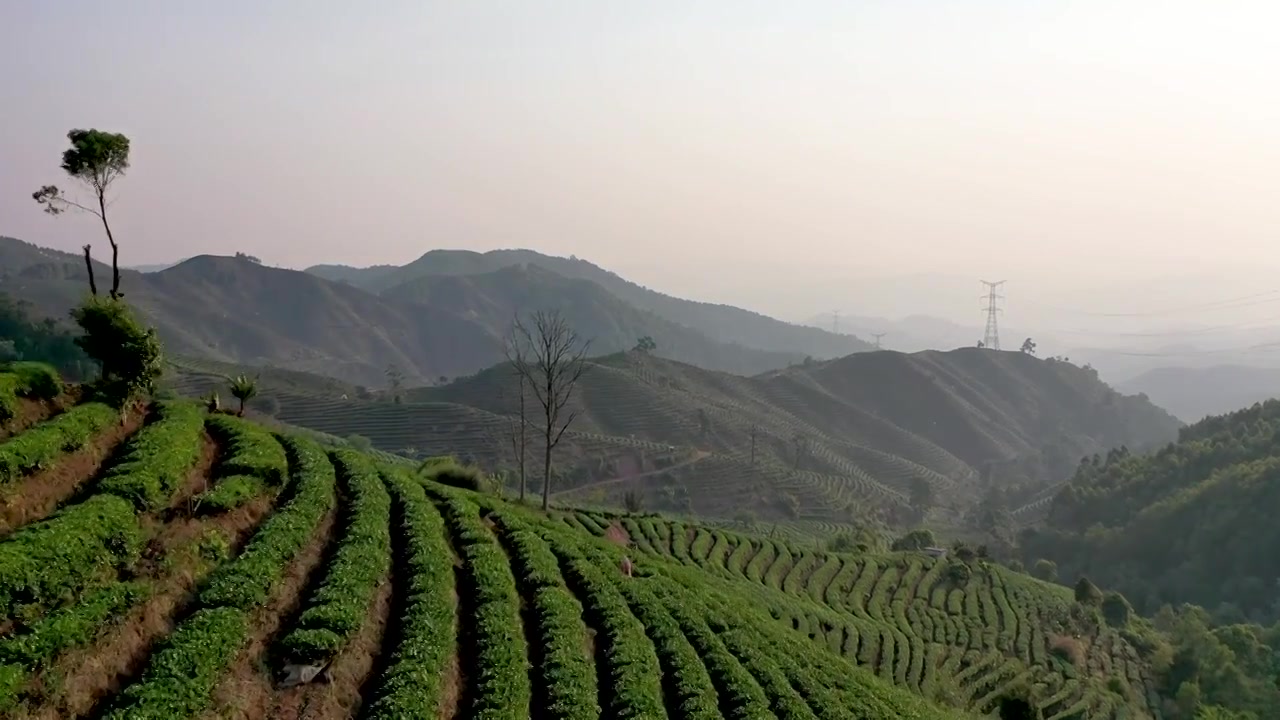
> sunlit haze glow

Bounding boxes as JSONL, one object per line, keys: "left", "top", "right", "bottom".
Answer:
{"left": 4, "top": 1, "right": 1280, "bottom": 335}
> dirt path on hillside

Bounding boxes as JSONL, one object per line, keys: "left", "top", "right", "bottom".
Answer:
{"left": 200, "top": 506, "right": 338, "bottom": 720}
{"left": 552, "top": 450, "right": 712, "bottom": 499}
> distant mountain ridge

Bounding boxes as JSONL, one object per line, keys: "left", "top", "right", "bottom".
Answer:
{"left": 307, "top": 248, "right": 874, "bottom": 359}
{"left": 1, "top": 236, "right": 860, "bottom": 385}
{"left": 1118, "top": 364, "right": 1280, "bottom": 422}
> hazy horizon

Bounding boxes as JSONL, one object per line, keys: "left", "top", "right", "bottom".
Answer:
{"left": 6, "top": 1, "right": 1280, "bottom": 347}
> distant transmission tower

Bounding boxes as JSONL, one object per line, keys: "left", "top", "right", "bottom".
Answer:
{"left": 980, "top": 280, "right": 1005, "bottom": 350}
{"left": 832, "top": 310, "right": 841, "bottom": 334}
{"left": 871, "top": 332, "right": 886, "bottom": 349}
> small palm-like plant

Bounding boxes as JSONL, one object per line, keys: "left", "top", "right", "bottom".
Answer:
{"left": 228, "top": 374, "right": 258, "bottom": 417}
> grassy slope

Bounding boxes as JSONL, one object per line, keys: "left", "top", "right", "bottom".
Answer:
{"left": 165, "top": 346, "right": 1179, "bottom": 533}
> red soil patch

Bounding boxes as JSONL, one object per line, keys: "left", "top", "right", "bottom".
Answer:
{"left": 0, "top": 397, "right": 62, "bottom": 442}
{"left": 0, "top": 410, "right": 143, "bottom": 536}
{"left": 604, "top": 520, "right": 631, "bottom": 548}
{"left": 201, "top": 506, "right": 338, "bottom": 720}
{"left": 271, "top": 576, "right": 394, "bottom": 720}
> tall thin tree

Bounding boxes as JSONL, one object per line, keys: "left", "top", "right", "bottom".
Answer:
{"left": 33, "top": 129, "right": 132, "bottom": 299}
{"left": 501, "top": 324, "right": 532, "bottom": 502}
{"left": 507, "top": 310, "right": 591, "bottom": 511}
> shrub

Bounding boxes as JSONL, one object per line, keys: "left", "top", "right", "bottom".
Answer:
{"left": 1033, "top": 558, "right": 1058, "bottom": 582}
{"left": 1101, "top": 590, "right": 1133, "bottom": 626}
{"left": 3, "top": 362, "right": 63, "bottom": 400}
{"left": 1048, "top": 634, "right": 1085, "bottom": 669}
{"left": 420, "top": 456, "right": 488, "bottom": 492}
{"left": 70, "top": 296, "right": 163, "bottom": 406}
{"left": 1074, "top": 576, "right": 1103, "bottom": 606}
{"left": 891, "top": 529, "right": 936, "bottom": 552}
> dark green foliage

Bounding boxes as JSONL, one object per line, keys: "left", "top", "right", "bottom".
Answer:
{"left": 279, "top": 450, "right": 390, "bottom": 662}
{"left": 205, "top": 414, "right": 288, "bottom": 485}
{"left": 193, "top": 475, "right": 264, "bottom": 514}
{"left": 997, "top": 694, "right": 1035, "bottom": 720}
{"left": 101, "top": 607, "right": 247, "bottom": 719}
{"left": 420, "top": 455, "right": 488, "bottom": 492}
{"left": 198, "top": 436, "right": 335, "bottom": 610}
{"left": 364, "top": 471, "right": 457, "bottom": 718}
{"left": 1074, "top": 577, "right": 1103, "bottom": 606}
{"left": 945, "top": 561, "right": 972, "bottom": 586}
{"left": 0, "top": 663, "right": 23, "bottom": 712}
{"left": 1032, "top": 559, "right": 1057, "bottom": 583}
{"left": 3, "top": 362, "right": 63, "bottom": 401}
{"left": 95, "top": 400, "right": 205, "bottom": 509}
{"left": 0, "top": 581, "right": 148, "bottom": 665}
{"left": 892, "top": 529, "right": 936, "bottom": 552}
{"left": 0, "top": 293, "right": 89, "bottom": 379}
{"left": 1030, "top": 399, "right": 1280, "bottom": 627}
{"left": 70, "top": 297, "right": 162, "bottom": 403}
{"left": 0, "top": 494, "right": 142, "bottom": 612}
{"left": 0, "top": 402, "right": 118, "bottom": 483}
{"left": 0, "top": 375, "right": 17, "bottom": 423}
{"left": 1101, "top": 591, "right": 1132, "bottom": 626}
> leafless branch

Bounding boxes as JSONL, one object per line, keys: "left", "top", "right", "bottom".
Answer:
{"left": 505, "top": 310, "right": 592, "bottom": 511}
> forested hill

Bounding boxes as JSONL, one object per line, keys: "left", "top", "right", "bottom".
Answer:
{"left": 1023, "top": 398, "right": 1280, "bottom": 625}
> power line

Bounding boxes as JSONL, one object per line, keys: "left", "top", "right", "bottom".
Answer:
{"left": 1021, "top": 289, "right": 1280, "bottom": 318}
{"left": 980, "top": 280, "right": 1005, "bottom": 350}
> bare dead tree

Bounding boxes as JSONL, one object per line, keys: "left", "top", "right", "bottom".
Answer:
{"left": 507, "top": 310, "right": 592, "bottom": 511}
{"left": 793, "top": 433, "right": 807, "bottom": 472}
{"left": 502, "top": 323, "right": 532, "bottom": 502}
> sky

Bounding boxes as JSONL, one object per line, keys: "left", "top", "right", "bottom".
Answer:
{"left": 4, "top": 1, "right": 1280, "bottom": 336}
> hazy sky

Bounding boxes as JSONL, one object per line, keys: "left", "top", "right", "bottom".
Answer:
{"left": 5, "top": 1, "right": 1280, "bottom": 330}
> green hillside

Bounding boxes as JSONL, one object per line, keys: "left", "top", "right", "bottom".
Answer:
{"left": 1024, "top": 398, "right": 1280, "bottom": 622}
{"left": 0, "top": 364, "right": 1160, "bottom": 718}
{"left": 164, "top": 346, "right": 1179, "bottom": 541}
{"left": 306, "top": 247, "right": 875, "bottom": 359}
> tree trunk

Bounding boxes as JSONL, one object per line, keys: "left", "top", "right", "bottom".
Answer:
{"left": 97, "top": 191, "right": 121, "bottom": 299}
{"left": 238, "top": 398, "right": 245, "bottom": 417}
{"left": 542, "top": 430, "right": 552, "bottom": 512}
{"left": 518, "top": 378, "right": 527, "bottom": 502}
{"left": 81, "top": 245, "right": 98, "bottom": 296}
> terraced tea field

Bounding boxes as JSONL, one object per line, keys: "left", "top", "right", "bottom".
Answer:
{"left": 560, "top": 508, "right": 1164, "bottom": 720}
{"left": 1, "top": 364, "right": 1167, "bottom": 719}
{"left": 0, "top": 366, "right": 984, "bottom": 718}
